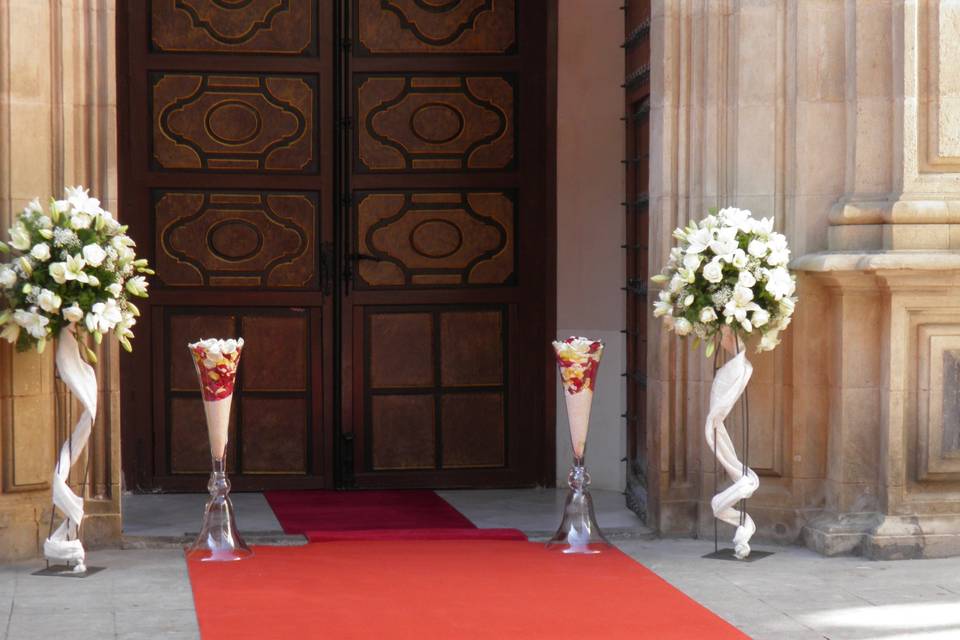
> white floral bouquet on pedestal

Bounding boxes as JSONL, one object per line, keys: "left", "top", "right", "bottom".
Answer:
{"left": 651, "top": 206, "right": 797, "bottom": 559}
{"left": 651, "top": 207, "right": 797, "bottom": 355}
{"left": 0, "top": 186, "right": 151, "bottom": 358}
{"left": 0, "top": 186, "right": 152, "bottom": 573}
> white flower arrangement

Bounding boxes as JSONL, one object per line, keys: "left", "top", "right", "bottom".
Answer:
{"left": 0, "top": 186, "right": 152, "bottom": 359}
{"left": 651, "top": 207, "right": 797, "bottom": 355}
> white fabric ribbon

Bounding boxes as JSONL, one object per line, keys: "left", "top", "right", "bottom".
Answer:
{"left": 705, "top": 348, "right": 758, "bottom": 559}
{"left": 43, "top": 327, "right": 98, "bottom": 572}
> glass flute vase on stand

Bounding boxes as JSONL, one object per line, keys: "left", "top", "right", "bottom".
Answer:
{"left": 186, "top": 338, "right": 253, "bottom": 562}
{"left": 547, "top": 337, "right": 611, "bottom": 554}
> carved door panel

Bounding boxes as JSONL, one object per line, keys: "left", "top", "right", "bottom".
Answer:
{"left": 342, "top": 0, "right": 552, "bottom": 487}
{"left": 118, "top": 1, "right": 335, "bottom": 490}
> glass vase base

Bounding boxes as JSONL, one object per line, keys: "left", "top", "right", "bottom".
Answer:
{"left": 186, "top": 495, "right": 253, "bottom": 562}
{"left": 546, "top": 487, "right": 612, "bottom": 554}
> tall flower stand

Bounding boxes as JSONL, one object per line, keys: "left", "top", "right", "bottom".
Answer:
{"left": 701, "top": 333, "right": 772, "bottom": 561}
{"left": 33, "top": 327, "right": 105, "bottom": 577}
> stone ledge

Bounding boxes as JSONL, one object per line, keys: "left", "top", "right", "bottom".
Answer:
{"left": 792, "top": 250, "right": 960, "bottom": 272}
{"left": 804, "top": 512, "right": 960, "bottom": 559}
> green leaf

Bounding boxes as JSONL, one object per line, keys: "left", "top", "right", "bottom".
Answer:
{"left": 705, "top": 339, "right": 717, "bottom": 358}
{"left": 0, "top": 241, "right": 9, "bottom": 254}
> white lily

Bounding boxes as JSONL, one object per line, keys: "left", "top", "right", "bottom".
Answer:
{"left": 9, "top": 224, "right": 31, "bottom": 251}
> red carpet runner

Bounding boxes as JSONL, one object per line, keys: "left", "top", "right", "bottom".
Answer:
{"left": 188, "top": 540, "right": 748, "bottom": 640}
{"left": 264, "top": 489, "right": 476, "bottom": 534}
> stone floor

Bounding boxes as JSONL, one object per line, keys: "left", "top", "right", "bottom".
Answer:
{"left": 2, "top": 490, "right": 957, "bottom": 639}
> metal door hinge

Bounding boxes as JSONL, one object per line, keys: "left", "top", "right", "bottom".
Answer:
{"left": 320, "top": 241, "right": 335, "bottom": 296}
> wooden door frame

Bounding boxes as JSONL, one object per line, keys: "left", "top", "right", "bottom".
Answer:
{"left": 116, "top": 1, "right": 557, "bottom": 491}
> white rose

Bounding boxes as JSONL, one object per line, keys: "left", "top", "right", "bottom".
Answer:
{"left": 0, "top": 266, "right": 16, "bottom": 289}
{"left": 82, "top": 243, "right": 107, "bottom": 267}
{"left": 30, "top": 243, "right": 51, "bottom": 261}
{"left": 700, "top": 307, "right": 718, "bottom": 323}
{"left": 702, "top": 260, "right": 724, "bottom": 284}
{"left": 747, "top": 239, "right": 768, "bottom": 257}
{"left": 738, "top": 270, "right": 756, "bottom": 288}
{"left": 48, "top": 262, "right": 68, "bottom": 284}
{"left": 62, "top": 303, "right": 84, "bottom": 324}
{"left": 106, "top": 282, "right": 123, "bottom": 298}
{"left": 9, "top": 224, "right": 30, "bottom": 251}
{"left": 752, "top": 308, "right": 770, "bottom": 328}
{"left": 765, "top": 268, "right": 795, "bottom": 300}
{"left": 674, "top": 317, "right": 693, "bottom": 336}
{"left": 37, "top": 289, "right": 62, "bottom": 313}
{"left": 730, "top": 249, "right": 749, "bottom": 269}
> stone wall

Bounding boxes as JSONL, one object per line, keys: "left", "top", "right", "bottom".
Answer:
{"left": 0, "top": 0, "right": 120, "bottom": 562}
{"left": 555, "top": 0, "right": 626, "bottom": 491}
{"left": 648, "top": 0, "right": 960, "bottom": 559}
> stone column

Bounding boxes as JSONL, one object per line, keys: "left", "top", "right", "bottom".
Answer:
{"left": 0, "top": 0, "right": 120, "bottom": 562}
{"left": 796, "top": 0, "right": 960, "bottom": 559}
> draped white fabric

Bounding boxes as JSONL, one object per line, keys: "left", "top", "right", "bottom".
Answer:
{"left": 43, "top": 327, "right": 98, "bottom": 572}
{"left": 705, "top": 348, "right": 758, "bottom": 559}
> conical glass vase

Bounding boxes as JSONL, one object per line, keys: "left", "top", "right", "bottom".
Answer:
{"left": 187, "top": 457, "right": 252, "bottom": 562}
{"left": 185, "top": 338, "right": 252, "bottom": 562}
{"left": 548, "top": 337, "right": 611, "bottom": 554}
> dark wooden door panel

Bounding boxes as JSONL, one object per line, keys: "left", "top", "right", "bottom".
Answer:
{"left": 119, "top": 1, "right": 335, "bottom": 491}
{"left": 120, "top": 0, "right": 551, "bottom": 491}
{"left": 155, "top": 190, "right": 318, "bottom": 288}
{"left": 342, "top": 0, "right": 551, "bottom": 488}
{"left": 357, "top": 306, "right": 509, "bottom": 475}
{"left": 353, "top": 191, "right": 515, "bottom": 288}
{"left": 354, "top": 0, "right": 516, "bottom": 55}
{"left": 158, "top": 308, "right": 319, "bottom": 481}
{"left": 151, "top": 0, "right": 317, "bottom": 55}
{"left": 355, "top": 74, "right": 515, "bottom": 172}
{"left": 151, "top": 73, "right": 317, "bottom": 172}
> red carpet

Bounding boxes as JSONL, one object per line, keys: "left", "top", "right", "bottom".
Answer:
{"left": 187, "top": 541, "right": 748, "bottom": 640}
{"left": 306, "top": 528, "right": 526, "bottom": 543}
{"left": 264, "top": 489, "right": 475, "bottom": 534}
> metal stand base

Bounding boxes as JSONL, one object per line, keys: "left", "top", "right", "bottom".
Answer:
{"left": 31, "top": 565, "right": 105, "bottom": 578}
{"left": 702, "top": 549, "right": 774, "bottom": 562}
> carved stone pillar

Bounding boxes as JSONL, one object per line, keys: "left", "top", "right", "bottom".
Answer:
{"left": 0, "top": 0, "right": 120, "bottom": 562}
{"left": 796, "top": 0, "right": 960, "bottom": 558}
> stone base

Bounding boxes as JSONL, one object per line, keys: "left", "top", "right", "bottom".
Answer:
{"left": 803, "top": 512, "right": 960, "bottom": 559}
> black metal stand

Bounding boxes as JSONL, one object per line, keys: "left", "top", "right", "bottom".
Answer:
{"left": 702, "top": 336, "right": 772, "bottom": 562}
{"left": 38, "top": 369, "right": 102, "bottom": 578}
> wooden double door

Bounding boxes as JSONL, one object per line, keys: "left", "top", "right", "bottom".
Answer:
{"left": 118, "top": 1, "right": 553, "bottom": 491}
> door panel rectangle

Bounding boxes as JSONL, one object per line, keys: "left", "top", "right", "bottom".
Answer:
{"left": 152, "top": 73, "right": 317, "bottom": 172}
{"left": 371, "top": 395, "right": 436, "bottom": 470}
{"left": 355, "top": 0, "right": 516, "bottom": 55}
{"left": 441, "top": 393, "right": 505, "bottom": 468}
{"left": 155, "top": 191, "right": 318, "bottom": 288}
{"left": 240, "top": 397, "right": 308, "bottom": 473}
{"left": 354, "top": 191, "right": 515, "bottom": 288}
{"left": 151, "top": 0, "right": 316, "bottom": 55}
{"left": 355, "top": 75, "right": 515, "bottom": 172}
